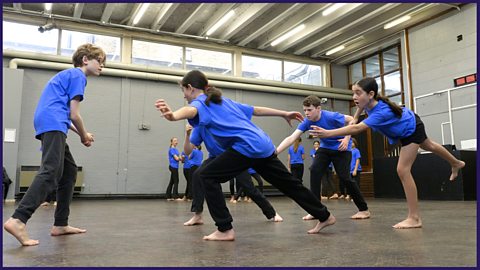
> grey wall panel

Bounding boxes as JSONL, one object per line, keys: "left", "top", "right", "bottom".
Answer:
{"left": 2, "top": 68, "right": 24, "bottom": 199}
{"left": 331, "top": 64, "right": 349, "bottom": 90}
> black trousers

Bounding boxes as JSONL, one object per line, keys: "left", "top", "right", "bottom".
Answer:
{"left": 12, "top": 131, "right": 77, "bottom": 226}
{"left": 310, "top": 148, "right": 368, "bottom": 211}
{"left": 191, "top": 158, "right": 276, "bottom": 220}
{"left": 250, "top": 173, "right": 264, "bottom": 193}
{"left": 321, "top": 169, "right": 336, "bottom": 196}
{"left": 290, "top": 163, "right": 304, "bottom": 183}
{"left": 351, "top": 171, "right": 361, "bottom": 188}
{"left": 166, "top": 166, "right": 179, "bottom": 199}
{"left": 200, "top": 148, "right": 330, "bottom": 232}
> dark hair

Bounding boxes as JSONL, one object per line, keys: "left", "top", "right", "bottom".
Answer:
{"left": 72, "top": 43, "right": 106, "bottom": 68}
{"left": 181, "top": 70, "right": 222, "bottom": 105}
{"left": 354, "top": 77, "right": 402, "bottom": 117}
{"left": 313, "top": 140, "right": 320, "bottom": 145}
{"left": 293, "top": 137, "right": 302, "bottom": 153}
{"left": 351, "top": 137, "right": 358, "bottom": 148}
{"left": 196, "top": 145, "right": 202, "bottom": 150}
{"left": 303, "top": 95, "right": 322, "bottom": 107}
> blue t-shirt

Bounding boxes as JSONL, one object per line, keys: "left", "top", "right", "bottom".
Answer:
{"left": 168, "top": 147, "right": 180, "bottom": 168}
{"left": 190, "top": 126, "right": 224, "bottom": 158}
{"left": 189, "top": 149, "right": 204, "bottom": 166}
{"left": 363, "top": 100, "right": 416, "bottom": 144}
{"left": 34, "top": 68, "right": 87, "bottom": 139}
{"left": 350, "top": 148, "right": 362, "bottom": 173}
{"left": 181, "top": 151, "right": 192, "bottom": 169}
{"left": 188, "top": 94, "right": 275, "bottom": 158}
{"left": 288, "top": 145, "right": 305, "bottom": 164}
{"left": 248, "top": 168, "right": 256, "bottom": 174}
{"left": 297, "top": 110, "right": 351, "bottom": 151}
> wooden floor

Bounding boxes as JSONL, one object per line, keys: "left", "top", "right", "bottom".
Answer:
{"left": 2, "top": 197, "right": 477, "bottom": 267}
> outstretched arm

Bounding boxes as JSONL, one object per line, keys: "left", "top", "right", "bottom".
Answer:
{"left": 338, "top": 115, "right": 353, "bottom": 151}
{"left": 253, "top": 106, "right": 304, "bottom": 127}
{"left": 276, "top": 129, "right": 303, "bottom": 154}
{"left": 350, "top": 107, "right": 364, "bottom": 125}
{"left": 310, "top": 122, "right": 369, "bottom": 138}
{"left": 155, "top": 99, "right": 197, "bottom": 121}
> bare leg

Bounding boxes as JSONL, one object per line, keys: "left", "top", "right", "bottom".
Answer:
{"left": 50, "top": 225, "right": 86, "bottom": 236}
{"left": 393, "top": 143, "right": 423, "bottom": 229}
{"left": 420, "top": 138, "right": 465, "bottom": 181}
{"left": 3, "top": 218, "right": 39, "bottom": 246}
{"left": 203, "top": 229, "right": 235, "bottom": 241}
{"left": 307, "top": 214, "right": 336, "bottom": 234}
{"left": 269, "top": 212, "right": 283, "bottom": 222}
{"left": 184, "top": 213, "right": 204, "bottom": 226}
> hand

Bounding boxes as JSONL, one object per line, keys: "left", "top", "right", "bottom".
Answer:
{"left": 308, "top": 125, "right": 329, "bottom": 138}
{"left": 352, "top": 171, "right": 357, "bottom": 177}
{"left": 337, "top": 137, "right": 349, "bottom": 151}
{"left": 186, "top": 124, "right": 193, "bottom": 134}
{"left": 81, "top": 132, "right": 94, "bottom": 147}
{"left": 155, "top": 99, "right": 174, "bottom": 121}
{"left": 283, "top": 111, "right": 304, "bottom": 127}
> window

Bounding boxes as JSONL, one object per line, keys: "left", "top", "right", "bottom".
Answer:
{"left": 185, "top": 47, "right": 232, "bottom": 75}
{"left": 242, "top": 55, "right": 282, "bottom": 81}
{"left": 383, "top": 47, "right": 400, "bottom": 73}
{"left": 61, "top": 30, "right": 121, "bottom": 62}
{"left": 350, "top": 61, "right": 363, "bottom": 84}
{"left": 284, "top": 61, "right": 322, "bottom": 86}
{"left": 3, "top": 21, "right": 58, "bottom": 54}
{"left": 365, "top": 55, "right": 380, "bottom": 77}
{"left": 132, "top": 40, "right": 182, "bottom": 69}
{"left": 384, "top": 71, "right": 402, "bottom": 104}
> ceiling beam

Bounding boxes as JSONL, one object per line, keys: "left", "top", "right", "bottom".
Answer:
{"left": 237, "top": 3, "right": 305, "bottom": 46}
{"left": 294, "top": 3, "right": 399, "bottom": 55}
{"left": 198, "top": 3, "right": 236, "bottom": 36}
{"left": 218, "top": 3, "right": 274, "bottom": 40}
{"left": 274, "top": 3, "right": 363, "bottom": 52}
{"left": 310, "top": 3, "right": 431, "bottom": 57}
{"left": 151, "top": 3, "right": 179, "bottom": 31}
{"left": 100, "top": 3, "right": 115, "bottom": 23}
{"left": 256, "top": 3, "right": 327, "bottom": 49}
{"left": 13, "top": 3, "right": 22, "bottom": 11}
{"left": 126, "top": 4, "right": 142, "bottom": 26}
{"left": 176, "top": 3, "right": 208, "bottom": 34}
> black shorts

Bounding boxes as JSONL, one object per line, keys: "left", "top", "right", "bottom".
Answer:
{"left": 400, "top": 114, "right": 428, "bottom": 146}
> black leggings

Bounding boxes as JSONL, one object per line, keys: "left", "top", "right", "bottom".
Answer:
{"left": 290, "top": 163, "right": 304, "bottom": 183}
{"left": 166, "top": 166, "right": 179, "bottom": 199}
{"left": 250, "top": 173, "right": 264, "bottom": 193}
{"left": 200, "top": 148, "right": 330, "bottom": 232}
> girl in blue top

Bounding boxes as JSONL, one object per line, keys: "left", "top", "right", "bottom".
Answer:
{"left": 156, "top": 70, "right": 334, "bottom": 240}
{"left": 277, "top": 95, "right": 370, "bottom": 220}
{"left": 311, "top": 77, "right": 465, "bottom": 229}
{"left": 288, "top": 138, "right": 305, "bottom": 183}
{"left": 350, "top": 138, "right": 362, "bottom": 190}
{"left": 166, "top": 137, "right": 181, "bottom": 201}
{"left": 4, "top": 43, "right": 104, "bottom": 246}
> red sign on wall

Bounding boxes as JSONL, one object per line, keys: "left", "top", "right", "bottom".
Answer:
{"left": 454, "top": 73, "right": 476, "bottom": 87}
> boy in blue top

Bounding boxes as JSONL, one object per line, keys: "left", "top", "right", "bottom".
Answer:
{"left": 182, "top": 124, "right": 283, "bottom": 227}
{"left": 4, "top": 43, "right": 105, "bottom": 246}
{"left": 277, "top": 95, "right": 370, "bottom": 220}
{"left": 311, "top": 77, "right": 465, "bottom": 229}
{"left": 157, "top": 70, "right": 334, "bottom": 240}
{"left": 287, "top": 137, "right": 305, "bottom": 182}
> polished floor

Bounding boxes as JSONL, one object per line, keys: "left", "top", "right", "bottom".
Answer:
{"left": 2, "top": 197, "right": 477, "bottom": 267}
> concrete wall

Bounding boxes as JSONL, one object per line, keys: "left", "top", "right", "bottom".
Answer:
{"left": 406, "top": 3, "right": 476, "bottom": 148}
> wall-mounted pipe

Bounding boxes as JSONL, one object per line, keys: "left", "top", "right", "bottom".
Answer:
{"left": 8, "top": 58, "right": 353, "bottom": 100}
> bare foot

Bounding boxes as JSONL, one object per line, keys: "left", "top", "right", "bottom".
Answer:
{"left": 307, "top": 214, "right": 336, "bottom": 234}
{"left": 329, "top": 193, "right": 339, "bottom": 199}
{"left": 450, "top": 161, "right": 465, "bottom": 181}
{"left": 302, "top": 214, "right": 315, "bottom": 220}
{"left": 50, "top": 225, "right": 87, "bottom": 236}
{"left": 184, "top": 214, "right": 204, "bottom": 226}
{"left": 3, "top": 218, "right": 39, "bottom": 246}
{"left": 392, "top": 218, "right": 422, "bottom": 229}
{"left": 40, "top": 202, "right": 50, "bottom": 207}
{"left": 203, "top": 229, "right": 235, "bottom": 241}
{"left": 269, "top": 213, "right": 283, "bottom": 222}
{"left": 351, "top": 210, "right": 371, "bottom": 219}
{"left": 321, "top": 196, "right": 328, "bottom": 200}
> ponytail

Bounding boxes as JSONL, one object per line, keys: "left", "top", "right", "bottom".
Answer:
{"left": 377, "top": 95, "right": 403, "bottom": 118}
{"left": 293, "top": 138, "right": 302, "bottom": 153}
{"left": 205, "top": 86, "right": 223, "bottom": 105}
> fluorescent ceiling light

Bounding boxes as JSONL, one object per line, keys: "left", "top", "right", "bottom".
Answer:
{"left": 384, "top": 15, "right": 411, "bottom": 29}
{"left": 133, "top": 3, "right": 150, "bottom": 25}
{"left": 322, "top": 3, "right": 346, "bottom": 16}
{"left": 326, "top": 45, "right": 345, "bottom": 56}
{"left": 45, "top": 3, "right": 52, "bottom": 11}
{"left": 206, "top": 10, "right": 235, "bottom": 36}
{"left": 270, "top": 24, "right": 305, "bottom": 47}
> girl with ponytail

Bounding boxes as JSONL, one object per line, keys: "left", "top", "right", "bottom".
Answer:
{"left": 156, "top": 70, "right": 336, "bottom": 240}
{"left": 309, "top": 77, "right": 465, "bottom": 229}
